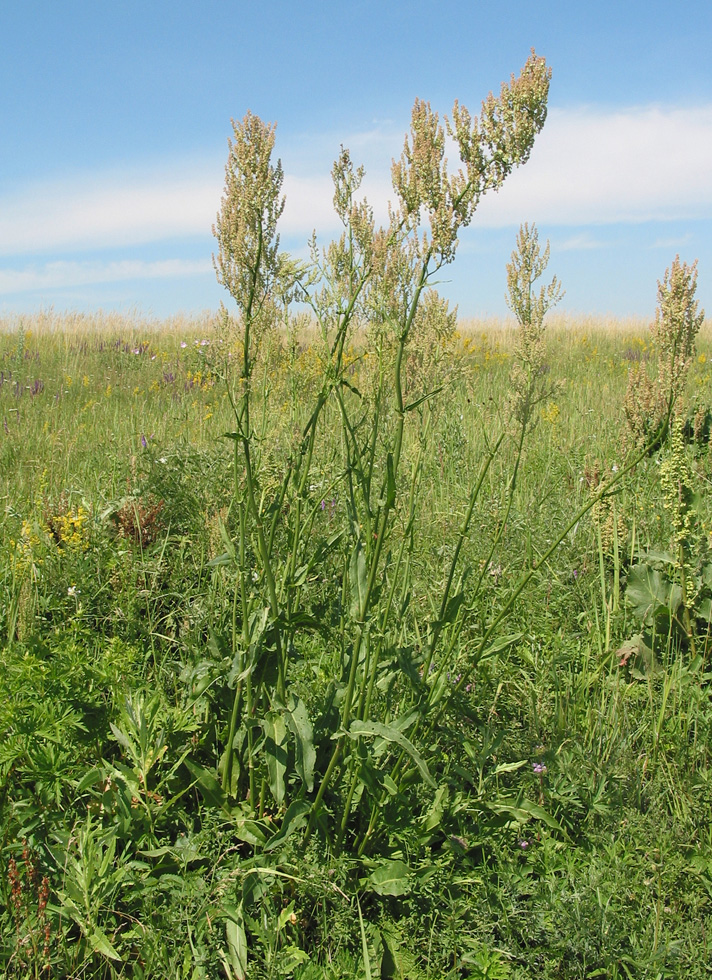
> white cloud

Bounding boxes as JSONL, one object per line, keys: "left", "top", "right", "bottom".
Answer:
{"left": 473, "top": 105, "right": 712, "bottom": 227}
{"left": 0, "top": 170, "right": 221, "bottom": 256}
{"left": 558, "top": 233, "right": 607, "bottom": 251}
{"left": 0, "top": 258, "right": 212, "bottom": 295}
{"left": 1, "top": 104, "right": 710, "bottom": 263}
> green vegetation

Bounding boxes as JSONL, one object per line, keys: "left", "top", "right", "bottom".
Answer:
{"left": 3, "top": 53, "right": 712, "bottom": 978}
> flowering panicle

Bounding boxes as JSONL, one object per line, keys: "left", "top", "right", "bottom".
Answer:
{"left": 660, "top": 418, "right": 699, "bottom": 606}
{"left": 505, "top": 222, "right": 563, "bottom": 430}
{"left": 624, "top": 256, "right": 705, "bottom": 448}
{"left": 212, "top": 112, "right": 285, "bottom": 326}
{"left": 391, "top": 50, "right": 551, "bottom": 270}
{"left": 653, "top": 256, "right": 705, "bottom": 403}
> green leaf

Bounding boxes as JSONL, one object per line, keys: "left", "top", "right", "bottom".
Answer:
{"left": 349, "top": 540, "right": 368, "bottom": 621}
{"left": 281, "top": 695, "right": 315, "bottom": 791}
{"left": 421, "top": 784, "right": 449, "bottom": 835}
{"left": 263, "top": 711, "right": 288, "bottom": 806}
{"left": 479, "top": 632, "right": 523, "bottom": 663}
{"left": 381, "top": 920, "right": 420, "bottom": 980}
{"left": 512, "top": 797, "right": 565, "bottom": 832}
{"left": 74, "top": 767, "right": 106, "bottom": 794}
{"left": 89, "top": 927, "right": 121, "bottom": 962}
{"left": 626, "top": 564, "right": 680, "bottom": 625}
{"left": 367, "top": 859, "right": 411, "bottom": 896}
{"left": 436, "top": 590, "right": 465, "bottom": 628}
{"left": 493, "top": 760, "right": 528, "bottom": 776}
{"left": 404, "top": 385, "right": 444, "bottom": 413}
{"left": 207, "top": 551, "right": 234, "bottom": 568}
{"left": 698, "top": 597, "right": 712, "bottom": 623}
{"left": 224, "top": 907, "right": 248, "bottom": 980}
{"left": 385, "top": 452, "right": 396, "bottom": 509}
{"left": 475, "top": 797, "right": 565, "bottom": 834}
{"left": 357, "top": 897, "right": 373, "bottom": 980}
{"left": 264, "top": 799, "right": 311, "bottom": 852}
{"left": 109, "top": 723, "right": 132, "bottom": 754}
{"left": 184, "top": 758, "right": 231, "bottom": 816}
{"left": 346, "top": 720, "right": 435, "bottom": 788}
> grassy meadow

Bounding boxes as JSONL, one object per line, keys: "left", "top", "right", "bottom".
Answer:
{"left": 2, "top": 307, "right": 712, "bottom": 979}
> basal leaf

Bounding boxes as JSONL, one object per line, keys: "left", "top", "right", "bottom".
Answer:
{"left": 626, "top": 564, "right": 679, "bottom": 625}
{"left": 367, "top": 859, "right": 412, "bottom": 896}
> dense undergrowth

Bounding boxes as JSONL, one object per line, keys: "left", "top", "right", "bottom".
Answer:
{"left": 2, "top": 309, "right": 712, "bottom": 978}
{"left": 3, "top": 53, "right": 712, "bottom": 978}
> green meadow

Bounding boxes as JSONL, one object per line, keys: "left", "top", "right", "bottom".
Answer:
{"left": 3, "top": 55, "right": 712, "bottom": 980}
{"left": 2, "top": 307, "right": 712, "bottom": 979}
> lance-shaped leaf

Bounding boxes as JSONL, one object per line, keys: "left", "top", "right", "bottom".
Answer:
{"left": 349, "top": 539, "right": 368, "bottom": 621}
{"left": 345, "top": 719, "right": 435, "bottom": 787}
{"left": 280, "top": 695, "right": 316, "bottom": 792}
{"left": 263, "top": 711, "right": 288, "bottom": 805}
{"left": 222, "top": 905, "right": 248, "bottom": 980}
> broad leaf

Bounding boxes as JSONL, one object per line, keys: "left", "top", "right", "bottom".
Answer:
{"left": 184, "top": 758, "right": 231, "bottom": 816}
{"left": 366, "top": 859, "right": 411, "bottom": 896}
{"left": 626, "top": 564, "right": 681, "bottom": 625}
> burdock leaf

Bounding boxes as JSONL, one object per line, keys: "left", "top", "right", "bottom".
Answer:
{"left": 626, "top": 564, "right": 679, "bottom": 625}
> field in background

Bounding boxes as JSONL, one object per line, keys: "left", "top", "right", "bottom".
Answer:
{"left": 2, "top": 311, "right": 712, "bottom": 978}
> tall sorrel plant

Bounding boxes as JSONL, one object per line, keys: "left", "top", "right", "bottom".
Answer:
{"left": 205, "top": 52, "right": 557, "bottom": 856}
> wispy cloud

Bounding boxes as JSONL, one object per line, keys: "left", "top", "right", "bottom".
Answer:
{"left": 1, "top": 104, "right": 710, "bottom": 263}
{"left": 0, "top": 258, "right": 212, "bottom": 295}
{"left": 558, "top": 233, "right": 607, "bottom": 251}
{"left": 649, "top": 233, "right": 693, "bottom": 249}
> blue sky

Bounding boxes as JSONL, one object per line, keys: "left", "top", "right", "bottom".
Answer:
{"left": 1, "top": 0, "right": 711, "bottom": 320}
